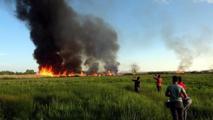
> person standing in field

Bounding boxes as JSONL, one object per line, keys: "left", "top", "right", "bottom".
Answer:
{"left": 177, "top": 76, "right": 192, "bottom": 120}
{"left": 177, "top": 76, "right": 186, "bottom": 89}
{"left": 132, "top": 76, "right": 140, "bottom": 92}
{"left": 153, "top": 74, "right": 163, "bottom": 92}
{"left": 165, "top": 76, "right": 188, "bottom": 120}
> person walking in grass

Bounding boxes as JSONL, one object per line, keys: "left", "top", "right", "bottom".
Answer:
{"left": 177, "top": 76, "right": 186, "bottom": 89}
{"left": 165, "top": 76, "right": 188, "bottom": 120}
{"left": 132, "top": 76, "right": 140, "bottom": 92}
{"left": 153, "top": 74, "right": 163, "bottom": 92}
{"left": 177, "top": 76, "right": 192, "bottom": 120}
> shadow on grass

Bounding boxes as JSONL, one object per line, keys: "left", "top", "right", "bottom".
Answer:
{"left": 31, "top": 94, "right": 56, "bottom": 119}
{"left": 0, "top": 95, "right": 32, "bottom": 120}
{"left": 188, "top": 106, "right": 213, "bottom": 120}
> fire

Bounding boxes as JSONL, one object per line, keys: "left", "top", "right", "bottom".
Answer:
{"left": 92, "top": 73, "right": 98, "bottom": 76}
{"left": 176, "top": 71, "right": 185, "bottom": 74}
{"left": 38, "top": 66, "right": 86, "bottom": 77}
{"left": 106, "top": 70, "right": 113, "bottom": 76}
{"left": 176, "top": 69, "right": 185, "bottom": 74}
{"left": 39, "top": 66, "right": 54, "bottom": 77}
{"left": 38, "top": 66, "right": 116, "bottom": 77}
{"left": 80, "top": 71, "right": 86, "bottom": 76}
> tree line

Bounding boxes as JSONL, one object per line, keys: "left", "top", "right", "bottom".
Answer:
{"left": 0, "top": 69, "right": 36, "bottom": 75}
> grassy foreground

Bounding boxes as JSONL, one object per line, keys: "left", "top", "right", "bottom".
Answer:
{"left": 0, "top": 74, "right": 212, "bottom": 120}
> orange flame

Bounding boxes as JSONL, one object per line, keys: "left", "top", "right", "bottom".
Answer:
{"left": 80, "top": 71, "right": 86, "bottom": 76}
{"left": 38, "top": 66, "right": 116, "bottom": 77}
{"left": 39, "top": 66, "right": 87, "bottom": 77}
{"left": 91, "top": 73, "right": 98, "bottom": 76}
{"left": 176, "top": 69, "right": 185, "bottom": 74}
{"left": 107, "top": 70, "right": 113, "bottom": 76}
{"left": 39, "top": 66, "right": 54, "bottom": 77}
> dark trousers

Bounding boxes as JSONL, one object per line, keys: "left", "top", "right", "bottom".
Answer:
{"left": 134, "top": 86, "right": 140, "bottom": 92}
{"left": 170, "top": 101, "right": 184, "bottom": 120}
{"left": 157, "top": 86, "right": 161, "bottom": 92}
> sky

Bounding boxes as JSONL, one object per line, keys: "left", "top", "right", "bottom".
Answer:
{"left": 0, "top": 0, "right": 213, "bottom": 72}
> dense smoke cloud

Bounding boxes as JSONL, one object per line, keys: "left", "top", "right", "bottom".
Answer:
{"left": 10, "top": 0, "right": 119, "bottom": 74}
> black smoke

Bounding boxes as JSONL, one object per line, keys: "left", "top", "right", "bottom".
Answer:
{"left": 13, "top": 0, "right": 119, "bottom": 74}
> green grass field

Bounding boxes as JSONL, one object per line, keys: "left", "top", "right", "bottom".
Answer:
{"left": 0, "top": 73, "right": 212, "bottom": 120}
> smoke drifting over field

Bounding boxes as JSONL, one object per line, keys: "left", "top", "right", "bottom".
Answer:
{"left": 162, "top": 25, "right": 213, "bottom": 71}
{"left": 10, "top": 0, "right": 119, "bottom": 74}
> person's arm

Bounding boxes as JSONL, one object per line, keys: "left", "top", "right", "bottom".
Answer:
{"left": 165, "top": 86, "right": 170, "bottom": 97}
{"left": 183, "top": 83, "right": 186, "bottom": 89}
{"left": 181, "top": 88, "right": 188, "bottom": 98}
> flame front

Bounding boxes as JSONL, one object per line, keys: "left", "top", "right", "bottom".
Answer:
{"left": 38, "top": 66, "right": 116, "bottom": 77}
{"left": 39, "top": 66, "right": 54, "bottom": 77}
{"left": 176, "top": 68, "right": 185, "bottom": 74}
{"left": 38, "top": 66, "right": 86, "bottom": 77}
{"left": 107, "top": 70, "right": 113, "bottom": 76}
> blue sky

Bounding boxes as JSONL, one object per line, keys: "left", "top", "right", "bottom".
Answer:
{"left": 0, "top": 0, "right": 213, "bottom": 72}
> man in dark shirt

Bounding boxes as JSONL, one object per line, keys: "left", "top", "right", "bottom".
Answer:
{"left": 165, "top": 76, "right": 188, "bottom": 120}
{"left": 132, "top": 76, "right": 140, "bottom": 92}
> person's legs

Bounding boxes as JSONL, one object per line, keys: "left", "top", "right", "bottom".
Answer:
{"left": 170, "top": 108, "right": 178, "bottom": 120}
{"left": 134, "top": 84, "right": 137, "bottom": 92}
{"left": 158, "top": 86, "right": 161, "bottom": 92}
{"left": 135, "top": 87, "right": 137, "bottom": 92}
{"left": 183, "top": 108, "right": 187, "bottom": 120}
{"left": 135, "top": 86, "right": 139, "bottom": 92}
{"left": 136, "top": 87, "right": 139, "bottom": 92}
{"left": 183, "top": 98, "right": 192, "bottom": 120}
{"left": 157, "top": 86, "right": 160, "bottom": 92}
{"left": 177, "top": 108, "right": 184, "bottom": 120}
{"left": 170, "top": 103, "right": 178, "bottom": 120}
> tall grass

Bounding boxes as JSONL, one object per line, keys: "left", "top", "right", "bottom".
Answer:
{"left": 0, "top": 74, "right": 212, "bottom": 120}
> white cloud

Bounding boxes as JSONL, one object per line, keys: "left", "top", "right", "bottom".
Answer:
{"left": 193, "top": 0, "right": 213, "bottom": 4}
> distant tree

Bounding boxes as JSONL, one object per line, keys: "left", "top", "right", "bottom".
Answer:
{"left": 16, "top": 72, "right": 24, "bottom": 75}
{"left": 0, "top": 71, "right": 15, "bottom": 75}
{"left": 131, "top": 64, "right": 140, "bottom": 75}
{"left": 24, "top": 69, "right": 35, "bottom": 74}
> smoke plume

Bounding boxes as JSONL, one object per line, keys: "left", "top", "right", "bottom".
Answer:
{"left": 162, "top": 25, "right": 213, "bottom": 71}
{"left": 12, "top": 0, "right": 119, "bottom": 74}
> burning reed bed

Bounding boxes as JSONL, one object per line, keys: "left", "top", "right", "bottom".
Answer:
{"left": 0, "top": 74, "right": 212, "bottom": 120}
